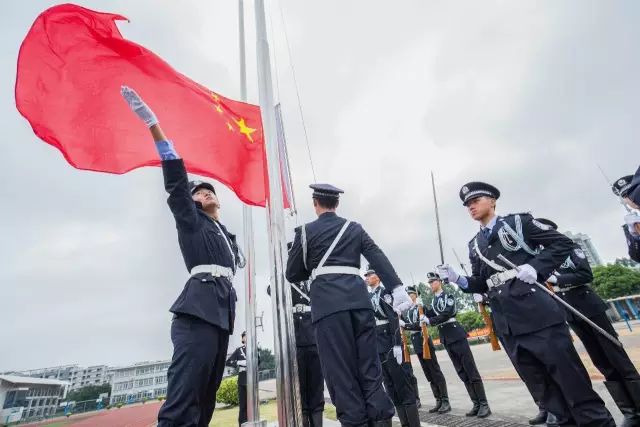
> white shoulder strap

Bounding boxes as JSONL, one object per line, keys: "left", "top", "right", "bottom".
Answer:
{"left": 317, "top": 220, "right": 352, "bottom": 270}
{"left": 473, "top": 237, "right": 507, "bottom": 272}
{"left": 301, "top": 225, "right": 308, "bottom": 270}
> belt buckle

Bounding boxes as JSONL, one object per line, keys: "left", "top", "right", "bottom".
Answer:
{"left": 489, "top": 274, "right": 502, "bottom": 288}
{"left": 294, "top": 305, "right": 303, "bottom": 313}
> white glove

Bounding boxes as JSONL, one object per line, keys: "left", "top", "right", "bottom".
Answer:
{"left": 473, "top": 293, "right": 485, "bottom": 303}
{"left": 121, "top": 86, "right": 159, "bottom": 128}
{"left": 419, "top": 315, "right": 430, "bottom": 325}
{"left": 393, "top": 346, "right": 403, "bottom": 364}
{"left": 547, "top": 275, "right": 558, "bottom": 284}
{"left": 236, "top": 360, "right": 247, "bottom": 367}
{"left": 437, "top": 264, "right": 460, "bottom": 284}
{"left": 516, "top": 264, "right": 537, "bottom": 284}
{"left": 399, "top": 319, "right": 406, "bottom": 328}
{"left": 392, "top": 286, "right": 413, "bottom": 313}
{"left": 625, "top": 212, "right": 640, "bottom": 236}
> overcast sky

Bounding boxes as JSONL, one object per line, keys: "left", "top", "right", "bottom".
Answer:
{"left": 1, "top": 1, "right": 639, "bottom": 372}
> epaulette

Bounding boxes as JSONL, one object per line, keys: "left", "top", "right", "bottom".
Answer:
{"left": 503, "top": 211, "right": 532, "bottom": 218}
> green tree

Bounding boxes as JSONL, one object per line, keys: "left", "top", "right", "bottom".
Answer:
{"left": 258, "top": 346, "right": 275, "bottom": 371}
{"left": 592, "top": 264, "right": 640, "bottom": 299}
{"left": 456, "top": 310, "right": 486, "bottom": 332}
{"left": 66, "top": 384, "right": 111, "bottom": 402}
{"left": 216, "top": 376, "right": 239, "bottom": 406}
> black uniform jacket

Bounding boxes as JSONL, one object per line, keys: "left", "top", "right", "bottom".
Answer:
{"left": 462, "top": 213, "right": 573, "bottom": 337}
{"left": 163, "top": 159, "right": 240, "bottom": 332}
{"left": 370, "top": 285, "right": 402, "bottom": 354}
{"left": 267, "top": 282, "right": 316, "bottom": 347}
{"left": 286, "top": 212, "right": 402, "bottom": 322}
{"left": 424, "top": 292, "right": 468, "bottom": 346}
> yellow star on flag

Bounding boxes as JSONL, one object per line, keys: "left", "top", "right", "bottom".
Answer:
{"left": 215, "top": 104, "right": 223, "bottom": 114}
{"left": 211, "top": 92, "right": 219, "bottom": 102}
{"left": 234, "top": 117, "right": 256, "bottom": 143}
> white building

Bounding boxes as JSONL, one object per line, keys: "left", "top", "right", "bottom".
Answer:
{"left": 565, "top": 231, "right": 604, "bottom": 267}
{"left": 7, "top": 364, "right": 110, "bottom": 391}
{"left": 0, "top": 375, "right": 68, "bottom": 424}
{"left": 109, "top": 361, "right": 170, "bottom": 405}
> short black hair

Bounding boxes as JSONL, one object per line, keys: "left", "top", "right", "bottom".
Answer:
{"left": 314, "top": 196, "right": 339, "bottom": 210}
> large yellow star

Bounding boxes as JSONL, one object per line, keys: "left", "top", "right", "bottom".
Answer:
{"left": 234, "top": 117, "right": 257, "bottom": 143}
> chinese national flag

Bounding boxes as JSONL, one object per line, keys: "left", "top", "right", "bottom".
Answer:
{"left": 16, "top": 3, "right": 277, "bottom": 207}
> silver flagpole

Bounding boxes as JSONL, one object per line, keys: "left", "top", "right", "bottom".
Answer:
{"left": 238, "top": 1, "right": 262, "bottom": 425}
{"left": 254, "top": 0, "right": 302, "bottom": 426}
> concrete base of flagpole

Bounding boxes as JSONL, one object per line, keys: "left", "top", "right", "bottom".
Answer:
{"left": 243, "top": 421, "right": 267, "bottom": 427}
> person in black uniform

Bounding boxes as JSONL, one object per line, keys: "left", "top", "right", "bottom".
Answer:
{"left": 421, "top": 272, "right": 490, "bottom": 418}
{"left": 121, "top": 87, "right": 242, "bottom": 426}
{"left": 120, "top": 87, "right": 243, "bottom": 427}
{"left": 365, "top": 269, "right": 420, "bottom": 427}
{"left": 267, "top": 264, "right": 325, "bottom": 427}
{"left": 612, "top": 174, "right": 640, "bottom": 263}
{"left": 438, "top": 181, "right": 614, "bottom": 427}
{"left": 286, "top": 184, "right": 412, "bottom": 427}
{"left": 226, "top": 332, "right": 249, "bottom": 426}
{"left": 537, "top": 218, "right": 640, "bottom": 426}
{"left": 402, "top": 286, "right": 450, "bottom": 414}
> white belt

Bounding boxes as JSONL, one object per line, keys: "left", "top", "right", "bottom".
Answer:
{"left": 376, "top": 319, "right": 389, "bottom": 326}
{"left": 292, "top": 304, "right": 312, "bottom": 313}
{"left": 486, "top": 269, "right": 517, "bottom": 289}
{"left": 553, "top": 284, "right": 586, "bottom": 293}
{"left": 310, "top": 266, "right": 360, "bottom": 281}
{"left": 190, "top": 264, "right": 234, "bottom": 280}
{"left": 437, "top": 318, "right": 457, "bottom": 327}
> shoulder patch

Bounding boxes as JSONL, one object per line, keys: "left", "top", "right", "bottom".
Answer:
{"left": 532, "top": 219, "right": 552, "bottom": 231}
{"left": 447, "top": 298, "right": 454, "bottom": 306}
{"left": 574, "top": 248, "right": 586, "bottom": 259}
{"left": 383, "top": 294, "right": 393, "bottom": 305}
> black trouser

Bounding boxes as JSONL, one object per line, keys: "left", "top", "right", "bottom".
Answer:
{"left": 297, "top": 344, "right": 325, "bottom": 414}
{"left": 501, "top": 324, "right": 614, "bottom": 427}
{"left": 158, "top": 314, "right": 230, "bottom": 427}
{"left": 315, "top": 309, "right": 394, "bottom": 426}
{"left": 569, "top": 313, "right": 640, "bottom": 382}
{"left": 379, "top": 350, "right": 416, "bottom": 406}
{"left": 238, "top": 383, "right": 247, "bottom": 426}
{"left": 444, "top": 339, "right": 481, "bottom": 384}
{"left": 416, "top": 337, "right": 446, "bottom": 385}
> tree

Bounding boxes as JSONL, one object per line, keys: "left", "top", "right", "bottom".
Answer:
{"left": 66, "top": 384, "right": 111, "bottom": 402}
{"left": 456, "top": 310, "right": 486, "bottom": 332}
{"left": 258, "top": 346, "right": 275, "bottom": 371}
{"left": 592, "top": 264, "right": 640, "bottom": 299}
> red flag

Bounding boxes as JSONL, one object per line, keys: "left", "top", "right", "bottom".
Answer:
{"left": 16, "top": 3, "right": 276, "bottom": 207}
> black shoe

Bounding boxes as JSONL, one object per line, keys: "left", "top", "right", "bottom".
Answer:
{"left": 428, "top": 382, "right": 441, "bottom": 413}
{"left": 545, "top": 413, "right": 559, "bottom": 427}
{"left": 310, "top": 410, "right": 323, "bottom": 427}
{"left": 473, "top": 382, "right": 491, "bottom": 418}
{"left": 621, "top": 380, "right": 640, "bottom": 427}
{"left": 438, "top": 397, "right": 451, "bottom": 414}
{"left": 464, "top": 382, "right": 479, "bottom": 416}
{"left": 529, "top": 409, "right": 547, "bottom": 425}
{"left": 605, "top": 380, "right": 640, "bottom": 427}
{"left": 404, "top": 404, "right": 421, "bottom": 427}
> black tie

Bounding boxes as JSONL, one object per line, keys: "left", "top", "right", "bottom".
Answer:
{"left": 482, "top": 227, "right": 491, "bottom": 239}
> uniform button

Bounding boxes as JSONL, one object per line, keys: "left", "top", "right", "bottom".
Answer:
{"left": 498, "top": 290, "right": 502, "bottom": 294}
{"left": 488, "top": 245, "right": 492, "bottom": 248}
{"left": 531, "top": 288, "right": 535, "bottom": 292}
{"left": 202, "top": 279, "right": 207, "bottom": 282}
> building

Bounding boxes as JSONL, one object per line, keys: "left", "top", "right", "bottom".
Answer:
{"left": 0, "top": 375, "right": 68, "bottom": 424}
{"left": 564, "top": 231, "right": 603, "bottom": 267}
{"left": 6, "top": 365, "right": 110, "bottom": 391}
{"left": 109, "top": 361, "right": 171, "bottom": 405}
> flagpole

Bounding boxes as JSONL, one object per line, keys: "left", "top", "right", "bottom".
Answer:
{"left": 254, "top": 0, "right": 302, "bottom": 425}
{"left": 238, "top": 1, "right": 262, "bottom": 425}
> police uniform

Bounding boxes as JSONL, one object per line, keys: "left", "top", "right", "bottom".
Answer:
{"left": 538, "top": 218, "right": 640, "bottom": 426}
{"left": 226, "top": 333, "right": 249, "bottom": 426}
{"left": 422, "top": 273, "right": 490, "bottom": 418}
{"left": 453, "top": 182, "right": 614, "bottom": 427}
{"left": 367, "top": 276, "right": 420, "bottom": 427}
{"left": 402, "top": 286, "right": 450, "bottom": 414}
{"left": 286, "top": 184, "right": 400, "bottom": 427}
{"left": 156, "top": 160, "right": 242, "bottom": 427}
{"left": 613, "top": 175, "right": 640, "bottom": 263}
{"left": 267, "top": 277, "right": 325, "bottom": 427}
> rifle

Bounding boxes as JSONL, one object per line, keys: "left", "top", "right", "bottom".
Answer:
{"left": 400, "top": 316, "right": 411, "bottom": 362}
{"left": 452, "top": 248, "right": 501, "bottom": 351}
{"left": 417, "top": 304, "right": 432, "bottom": 359}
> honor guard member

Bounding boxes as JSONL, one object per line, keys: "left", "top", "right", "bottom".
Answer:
{"left": 365, "top": 269, "right": 420, "bottom": 427}
{"left": 612, "top": 174, "right": 640, "bottom": 263}
{"left": 226, "top": 332, "right": 249, "bottom": 426}
{"left": 421, "top": 272, "right": 490, "bottom": 418}
{"left": 120, "top": 87, "right": 243, "bottom": 427}
{"left": 402, "top": 286, "right": 450, "bottom": 414}
{"left": 537, "top": 218, "right": 640, "bottom": 426}
{"left": 286, "top": 184, "right": 412, "bottom": 427}
{"left": 268, "top": 261, "right": 325, "bottom": 427}
{"left": 438, "top": 182, "right": 614, "bottom": 427}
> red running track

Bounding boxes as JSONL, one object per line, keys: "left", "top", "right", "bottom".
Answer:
{"left": 23, "top": 402, "right": 161, "bottom": 427}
